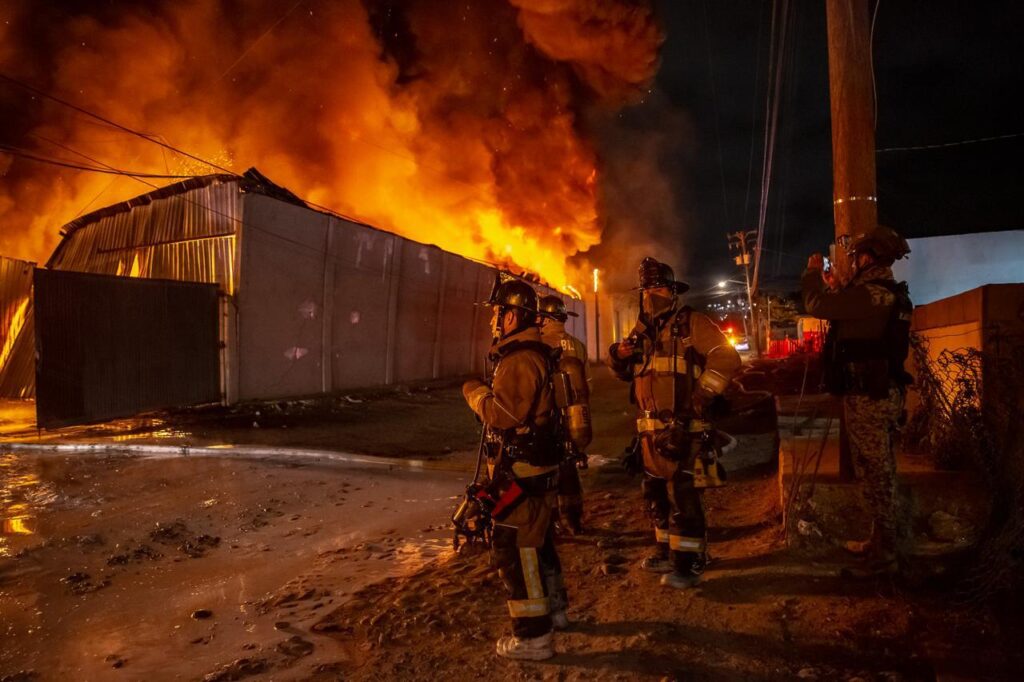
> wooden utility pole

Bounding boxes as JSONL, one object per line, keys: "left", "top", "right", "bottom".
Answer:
{"left": 826, "top": 0, "right": 878, "bottom": 284}
{"left": 827, "top": 0, "right": 877, "bottom": 480}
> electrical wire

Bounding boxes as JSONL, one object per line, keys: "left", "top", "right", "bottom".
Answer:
{"left": 219, "top": 0, "right": 307, "bottom": 80}
{"left": 27, "top": 131, "right": 142, "bottom": 219}
{"left": 0, "top": 71, "right": 236, "bottom": 176}
{"left": 742, "top": 0, "right": 767, "bottom": 230}
{"left": 0, "top": 144, "right": 200, "bottom": 179}
{"left": 751, "top": 0, "right": 790, "bottom": 297}
{"left": 876, "top": 131, "right": 1024, "bottom": 153}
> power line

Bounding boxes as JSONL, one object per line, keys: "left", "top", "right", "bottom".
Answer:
{"left": 742, "top": 0, "right": 767, "bottom": 229}
{"left": 0, "top": 71, "right": 236, "bottom": 176}
{"left": 751, "top": 0, "right": 790, "bottom": 296}
{"left": 0, "top": 144, "right": 200, "bottom": 179}
{"left": 219, "top": 0, "right": 307, "bottom": 80}
{"left": 869, "top": 0, "right": 881, "bottom": 130}
{"left": 876, "top": 131, "right": 1024, "bottom": 153}
{"left": 27, "top": 132, "right": 142, "bottom": 218}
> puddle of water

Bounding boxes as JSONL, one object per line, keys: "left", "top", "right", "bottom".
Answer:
{"left": 1, "top": 452, "right": 58, "bottom": 556}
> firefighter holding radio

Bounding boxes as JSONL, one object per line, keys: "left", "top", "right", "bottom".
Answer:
{"left": 460, "top": 278, "right": 568, "bottom": 661}
{"left": 609, "top": 257, "right": 742, "bottom": 589}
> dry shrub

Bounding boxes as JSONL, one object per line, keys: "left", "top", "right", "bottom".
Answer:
{"left": 905, "top": 335, "right": 1024, "bottom": 599}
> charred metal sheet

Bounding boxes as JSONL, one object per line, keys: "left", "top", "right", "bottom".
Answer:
{"left": 0, "top": 256, "right": 35, "bottom": 398}
{"left": 34, "top": 269, "right": 220, "bottom": 428}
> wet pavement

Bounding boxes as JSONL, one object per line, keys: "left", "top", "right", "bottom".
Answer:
{"left": 0, "top": 448, "right": 465, "bottom": 680}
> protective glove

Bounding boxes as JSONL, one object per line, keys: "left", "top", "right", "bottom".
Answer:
{"left": 462, "top": 378, "right": 486, "bottom": 401}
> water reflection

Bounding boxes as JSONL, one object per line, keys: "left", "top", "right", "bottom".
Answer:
{"left": 0, "top": 452, "right": 48, "bottom": 556}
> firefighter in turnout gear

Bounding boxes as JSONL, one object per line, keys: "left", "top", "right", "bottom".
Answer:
{"left": 462, "top": 278, "right": 568, "bottom": 661}
{"left": 538, "top": 294, "right": 591, "bottom": 535}
{"left": 609, "top": 258, "right": 742, "bottom": 589}
{"left": 803, "top": 225, "right": 913, "bottom": 578}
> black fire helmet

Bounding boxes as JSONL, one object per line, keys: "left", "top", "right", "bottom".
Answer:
{"left": 538, "top": 294, "right": 579, "bottom": 322}
{"left": 637, "top": 257, "right": 690, "bottom": 294}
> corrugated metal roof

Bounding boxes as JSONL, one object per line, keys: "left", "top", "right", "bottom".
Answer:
{"left": 47, "top": 177, "right": 243, "bottom": 294}
{"left": 43, "top": 168, "right": 315, "bottom": 295}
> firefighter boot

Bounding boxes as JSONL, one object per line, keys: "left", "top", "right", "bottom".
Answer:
{"left": 546, "top": 574, "right": 570, "bottom": 631}
{"left": 660, "top": 571, "right": 701, "bottom": 590}
{"left": 496, "top": 631, "right": 555, "bottom": 661}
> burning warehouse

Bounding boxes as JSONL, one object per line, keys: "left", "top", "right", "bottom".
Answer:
{"left": 0, "top": 169, "right": 584, "bottom": 427}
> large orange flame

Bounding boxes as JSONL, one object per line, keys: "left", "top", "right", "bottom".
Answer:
{"left": 0, "top": 0, "right": 661, "bottom": 292}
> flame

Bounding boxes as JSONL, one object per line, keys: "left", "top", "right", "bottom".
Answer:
{"left": 0, "top": 0, "right": 661, "bottom": 291}
{"left": 0, "top": 297, "right": 29, "bottom": 370}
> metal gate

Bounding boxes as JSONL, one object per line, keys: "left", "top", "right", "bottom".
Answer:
{"left": 34, "top": 269, "right": 220, "bottom": 428}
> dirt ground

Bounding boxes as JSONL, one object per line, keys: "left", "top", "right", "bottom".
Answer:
{"left": 2, "top": 366, "right": 1022, "bottom": 680}
{"left": 304, "top": 464, "right": 1022, "bottom": 681}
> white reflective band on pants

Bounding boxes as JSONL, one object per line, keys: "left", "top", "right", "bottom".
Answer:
{"left": 507, "top": 547, "right": 550, "bottom": 618}
{"left": 669, "top": 535, "right": 706, "bottom": 552}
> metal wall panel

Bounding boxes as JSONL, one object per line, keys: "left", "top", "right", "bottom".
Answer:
{"left": 239, "top": 195, "right": 588, "bottom": 398}
{"left": 329, "top": 219, "right": 394, "bottom": 390}
{"left": 394, "top": 241, "right": 443, "bottom": 383}
{"left": 438, "top": 255, "right": 488, "bottom": 377}
{"left": 237, "top": 194, "right": 328, "bottom": 400}
{"left": 34, "top": 269, "right": 220, "bottom": 428}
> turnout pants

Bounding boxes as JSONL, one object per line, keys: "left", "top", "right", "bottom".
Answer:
{"left": 556, "top": 459, "right": 584, "bottom": 528}
{"left": 640, "top": 434, "right": 707, "bottom": 575}
{"left": 491, "top": 486, "right": 564, "bottom": 638}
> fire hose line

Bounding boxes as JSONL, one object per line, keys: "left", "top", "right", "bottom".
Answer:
{"left": 0, "top": 442, "right": 473, "bottom": 474}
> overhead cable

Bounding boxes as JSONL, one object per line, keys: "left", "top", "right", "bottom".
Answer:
{"left": 0, "top": 71, "right": 236, "bottom": 176}
{"left": 876, "top": 131, "right": 1024, "bottom": 153}
{"left": 751, "top": 0, "right": 790, "bottom": 296}
{"left": 0, "top": 144, "right": 199, "bottom": 179}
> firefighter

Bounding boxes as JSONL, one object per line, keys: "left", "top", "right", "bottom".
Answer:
{"left": 462, "top": 279, "right": 567, "bottom": 660}
{"left": 609, "top": 258, "right": 742, "bottom": 589}
{"left": 803, "top": 225, "right": 913, "bottom": 577}
{"left": 538, "top": 294, "right": 590, "bottom": 535}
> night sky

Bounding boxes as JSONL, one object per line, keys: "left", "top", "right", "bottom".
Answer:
{"left": 639, "top": 0, "right": 1024, "bottom": 293}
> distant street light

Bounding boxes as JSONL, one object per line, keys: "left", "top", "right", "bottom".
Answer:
{"left": 717, "top": 280, "right": 728, "bottom": 289}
